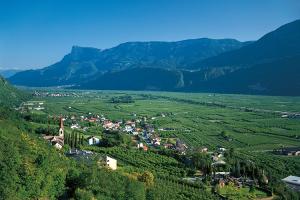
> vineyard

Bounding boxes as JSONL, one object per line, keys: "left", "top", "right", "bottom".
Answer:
{"left": 28, "top": 89, "right": 300, "bottom": 199}
{"left": 36, "top": 90, "right": 300, "bottom": 152}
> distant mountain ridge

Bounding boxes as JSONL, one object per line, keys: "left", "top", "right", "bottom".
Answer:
{"left": 0, "top": 69, "right": 22, "bottom": 78}
{"left": 9, "top": 38, "right": 248, "bottom": 86}
{"left": 9, "top": 19, "right": 300, "bottom": 96}
{"left": 197, "top": 19, "right": 300, "bottom": 69}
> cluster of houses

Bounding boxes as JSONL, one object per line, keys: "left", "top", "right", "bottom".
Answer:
{"left": 33, "top": 91, "right": 80, "bottom": 98}
{"left": 162, "top": 139, "right": 189, "bottom": 155}
{"left": 81, "top": 113, "right": 190, "bottom": 154}
{"left": 280, "top": 113, "right": 300, "bottom": 119}
{"left": 215, "top": 175, "right": 257, "bottom": 190}
{"left": 42, "top": 111, "right": 191, "bottom": 167}
{"left": 274, "top": 147, "right": 300, "bottom": 156}
{"left": 19, "top": 101, "right": 45, "bottom": 112}
{"left": 42, "top": 116, "right": 118, "bottom": 170}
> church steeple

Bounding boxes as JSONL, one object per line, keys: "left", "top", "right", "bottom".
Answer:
{"left": 59, "top": 116, "right": 64, "bottom": 137}
{"left": 59, "top": 116, "right": 64, "bottom": 129}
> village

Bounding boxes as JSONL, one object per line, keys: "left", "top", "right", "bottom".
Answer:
{"left": 40, "top": 108, "right": 281, "bottom": 197}
{"left": 11, "top": 87, "right": 298, "bottom": 199}
{"left": 42, "top": 111, "right": 191, "bottom": 167}
{"left": 17, "top": 91, "right": 299, "bottom": 197}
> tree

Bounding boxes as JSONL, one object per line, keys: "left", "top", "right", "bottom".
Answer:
{"left": 70, "top": 132, "right": 74, "bottom": 148}
{"left": 249, "top": 184, "right": 255, "bottom": 193}
{"left": 191, "top": 152, "right": 212, "bottom": 175}
{"left": 138, "top": 171, "right": 154, "bottom": 187}
{"left": 74, "top": 132, "right": 78, "bottom": 148}
{"left": 74, "top": 188, "right": 94, "bottom": 200}
{"left": 81, "top": 136, "right": 84, "bottom": 146}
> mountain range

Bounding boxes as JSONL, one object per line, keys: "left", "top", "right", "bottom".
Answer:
{"left": 9, "top": 19, "right": 300, "bottom": 96}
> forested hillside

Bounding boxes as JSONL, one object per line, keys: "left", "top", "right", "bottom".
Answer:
{"left": 0, "top": 121, "right": 68, "bottom": 199}
{"left": 0, "top": 76, "right": 28, "bottom": 106}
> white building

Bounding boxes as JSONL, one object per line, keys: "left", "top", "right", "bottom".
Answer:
{"left": 88, "top": 136, "right": 100, "bottom": 145}
{"left": 282, "top": 176, "right": 300, "bottom": 191}
{"left": 218, "top": 147, "right": 226, "bottom": 152}
{"left": 124, "top": 125, "right": 133, "bottom": 132}
{"left": 137, "top": 142, "right": 144, "bottom": 148}
{"left": 132, "top": 131, "right": 139, "bottom": 135}
{"left": 71, "top": 124, "right": 80, "bottom": 129}
{"left": 105, "top": 156, "right": 117, "bottom": 170}
{"left": 54, "top": 142, "right": 63, "bottom": 150}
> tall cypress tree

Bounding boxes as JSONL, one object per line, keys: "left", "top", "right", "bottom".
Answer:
{"left": 74, "top": 132, "right": 78, "bottom": 148}
{"left": 81, "top": 135, "right": 84, "bottom": 145}
{"left": 70, "top": 132, "right": 74, "bottom": 148}
{"left": 64, "top": 132, "right": 68, "bottom": 145}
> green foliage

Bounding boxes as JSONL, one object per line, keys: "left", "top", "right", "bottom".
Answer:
{"left": 190, "top": 152, "right": 212, "bottom": 175}
{"left": 0, "top": 121, "right": 68, "bottom": 199}
{"left": 147, "top": 177, "right": 217, "bottom": 200}
{"left": 66, "top": 162, "right": 146, "bottom": 200}
{"left": 65, "top": 131, "right": 85, "bottom": 148}
{"left": 35, "top": 126, "right": 58, "bottom": 135}
{"left": 101, "top": 131, "right": 132, "bottom": 147}
{"left": 110, "top": 95, "right": 135, "bottom": 103}
{"left": 138, "top": 171, "right": 154, "bottom": 187}
{"left": 74, "top": 188, "right": 94, "bottom": 200}
{"left": 0, "top": 76, "right": 29, "bottom": 107}
{"left": 2, "top": 87, "right": 300, "bottom": 199}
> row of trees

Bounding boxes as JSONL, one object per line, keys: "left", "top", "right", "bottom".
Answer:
{"left": 64, "top": 131, "right": 84, "bottom": 148}
{"left": 110, "top": 95, "right": 134, "bottom": 103}
{"left": 35, "top": 126, "right": 58, "bottom": 135}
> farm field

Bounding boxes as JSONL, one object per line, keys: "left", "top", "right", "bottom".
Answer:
{"left": 17, "top": 89, "right": 300, "bottom": 199}
{"left": 31, "top": 89, "right": 300, "bottom": 151}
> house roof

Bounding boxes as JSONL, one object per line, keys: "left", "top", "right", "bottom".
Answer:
{"left": 282, "top": 176, "right": 300, "bottom": 186}
{"left": 282, "top": 147, "right": 300, "bottom": 152}
{"left": 212, "top": 160, "right": 226, "bottom": 166}
{"left": 87, "top": 136, "right": 100, "bottom": 140}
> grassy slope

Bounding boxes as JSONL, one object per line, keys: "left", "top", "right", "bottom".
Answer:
{"left": 0, "top": 76, "right": 29, "bottom": 106}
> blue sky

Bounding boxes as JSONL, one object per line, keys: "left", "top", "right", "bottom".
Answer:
{"left": 0, "top": 0, "right": 300, "bottom": 69}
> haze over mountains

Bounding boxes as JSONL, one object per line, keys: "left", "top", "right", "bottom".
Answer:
{"left": 9, "top": 20, "right": 300, "bottom": 96}
{"left": 0, "top": 69, "right": 21, "bottom": 78}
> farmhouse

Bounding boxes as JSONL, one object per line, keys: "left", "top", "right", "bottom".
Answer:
{"left": 275, "top": 147, "right": 300, "bottom": 156}
{"left": 105, "top": 156, "right": 117, "bottom": 170}
{"left": 137, "top": 142, "right": 144, "bottom": 148}
{"left": 282, "top": 147, "right": 300, "bottom": 156}
{"left": 87, "top": 136, "right": 100, "bottom": 145}
{"left": 175, "top": 139, "right": 188, "bottom": 154}
{"left": 200, "top": 147, "right": 208, "bottom": 153}
{"left": 103, "top": 120, "right": 115, "bottom": 130}
{"left": 124, "top": 125, "right": 134, "bottom": 132}
{"left": 125, "top": 120, "right": 136, "bottom": 127}
{"left": 71, "top": 123, "right": 80, "bottom": 129}
{"left": 282, "top": 176, "right": 300, "bottom": 191}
